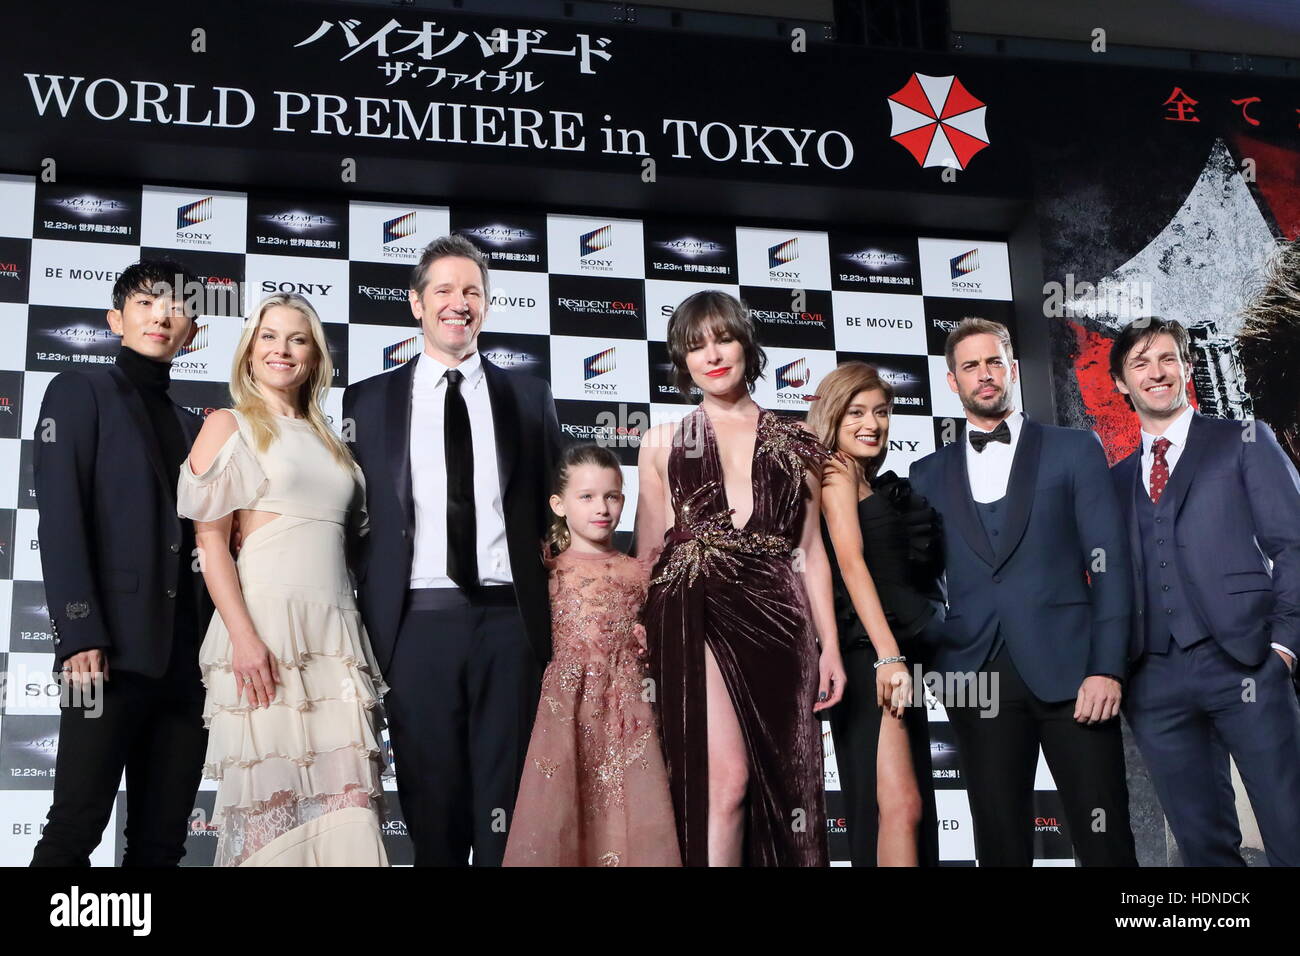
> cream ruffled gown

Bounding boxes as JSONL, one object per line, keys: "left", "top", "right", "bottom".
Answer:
{"left": 177, "top": 408, "right": 389, "bottom": 867}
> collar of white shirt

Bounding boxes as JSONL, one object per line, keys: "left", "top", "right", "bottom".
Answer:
{"left": 1140, "top": 403, "right": 1194, "bottom": 457}
{"left": 414, "top": 349, "right": 485, "bottom": 391}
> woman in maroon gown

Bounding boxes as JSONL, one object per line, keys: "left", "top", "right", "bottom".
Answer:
{"left": 636, "top": 291, "right": 845, "bottom": 867}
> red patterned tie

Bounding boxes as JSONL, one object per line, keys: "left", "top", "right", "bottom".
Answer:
{"left": 1149, "top": 437, "right": 1171, "bottom": 504}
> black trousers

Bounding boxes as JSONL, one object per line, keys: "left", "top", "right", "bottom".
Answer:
{"left": 828, "top": 636, "right": 940, "bottom": 867}
{"left": 943, "top": 645, "right": 1137, "bottom": 867}
{"left": 30, "top": 642, "right": 206, "bottom": 867}
{"left": 385, "top": 590, "right": 542, "bottom": 867}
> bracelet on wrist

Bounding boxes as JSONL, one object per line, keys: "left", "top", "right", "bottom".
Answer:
{"left": 873, "top": 655, "right": 907, "bottom": 669}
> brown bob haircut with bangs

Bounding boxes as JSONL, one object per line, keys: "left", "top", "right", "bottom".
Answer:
{"left": 665, "top": 290, "right": 768, "bottom": 402}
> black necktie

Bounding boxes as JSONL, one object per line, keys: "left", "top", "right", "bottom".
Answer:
{"left": 969, "top": 419, "right": 1011, "bottom": 453}
{"left": 444, "top": 368, "right": 477, "bottom": 590}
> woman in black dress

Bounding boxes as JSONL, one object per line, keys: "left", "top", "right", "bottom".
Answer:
{"left": 808, "top": 361, "right": 943, "bottom": 866}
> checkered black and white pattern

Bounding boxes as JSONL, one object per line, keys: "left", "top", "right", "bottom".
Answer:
{"left": 0, "top": 173, "right": 1073, "bottom": 866}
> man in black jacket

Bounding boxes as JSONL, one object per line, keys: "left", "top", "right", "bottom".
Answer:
{"left": 30, "top": 259, "right": 214, "bottom": 867}
{"left": 345, "top": 236, "right": 562, "bottom": 866}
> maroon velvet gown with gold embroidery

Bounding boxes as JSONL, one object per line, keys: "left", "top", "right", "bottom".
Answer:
{"left": 503, "top": 548, "right": 681, "bottom": 867}
{"left": 643, "top": 407, "right": 831, "bottom": 867}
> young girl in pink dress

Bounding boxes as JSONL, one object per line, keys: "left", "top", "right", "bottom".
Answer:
{"left": 503, "top": 444, "right": 680, "bottom": 867}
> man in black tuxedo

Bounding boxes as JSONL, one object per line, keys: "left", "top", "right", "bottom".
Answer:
{"left": 909, "top": 318, "right": 1137, "bottom": 866}
{"left": 344, "top": 235, "right": 562, "bottom": 866}
{"left": 1110, "top": 317, "right": 1300, "bottom": 866}
{"left": 30, "top": 260, "right": 213, "bottom": 866}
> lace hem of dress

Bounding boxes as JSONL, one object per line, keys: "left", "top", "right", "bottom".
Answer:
{"left": 215, "top": 784, "right": 384, "bottom": 867}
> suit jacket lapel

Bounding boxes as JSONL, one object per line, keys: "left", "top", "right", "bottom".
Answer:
{"left": 1162, "top": 411, "right": 1207, "bottom": 520}
{"left": 946, "top": 432, "right": 997, "bottom": 567}
{"left": 385, "top": 357, "right": 417, "bottom": 527}
{"left": 482, "top": 356, "right": 519, "bottom": 499}
{"left": 994, "top": 417, "right": 1043, "bottom": 570}
{"left": 107, "top": 365, "right": 171, "bottom": 498}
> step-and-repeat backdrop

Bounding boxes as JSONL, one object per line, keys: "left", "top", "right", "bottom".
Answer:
{"left": 0, "top": 175, "right": 1079, "bottom": 866}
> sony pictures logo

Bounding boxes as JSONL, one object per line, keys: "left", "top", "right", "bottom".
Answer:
{"left": 775, "top": 357, "right": 817, "bottom": 404}
{"left": 949, "top": 248, "right": 983, "bottom": 291}
{"left": 767, "top": 238, "right": 804, "bottom": 281}
{"left": 381, "top": 211, "right": 421, "bottom": 259}
{"left": 578, "top": 225, "right": 615, "bottom": 272}
{"left": 174, "top": 197, "right": 214, "bottom": 245}
{"left": 172, "top": 323, "right": 210, "bottom": 369}
{"left": 383, "top": 335, "right": 421, "bottom": 370}
{"left": 582, "top": 347, "right": 617, "bottom": 392}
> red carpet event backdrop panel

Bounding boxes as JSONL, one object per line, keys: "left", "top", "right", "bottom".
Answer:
{"left": 0, "top": 175, "right": 1080, "bottom": 866}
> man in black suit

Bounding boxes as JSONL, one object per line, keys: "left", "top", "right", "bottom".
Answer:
{"left": 30, "top": 260, "right": 213, "bottom": 866}
{"left": 909, "top": 318, "right": 1137, "bottom": 866}
{"left": 1110, "top": 317, "right": 1300, "bottom": 866}
{"left": 344, "top": 235, "right": 562, "bottom": 866}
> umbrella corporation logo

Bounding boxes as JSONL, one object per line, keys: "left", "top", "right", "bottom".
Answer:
{"left": 887, "top": 73, "right": 990, "bottom": 171}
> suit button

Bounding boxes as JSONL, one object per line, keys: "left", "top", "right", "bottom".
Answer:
{"left": 1160, "top": 561, "right": 1168, "bottom": 568}
{"left": 989, "top": 505, "right": 997, "bottom": 513}
{"left": 1166, "top": 608, "right": 1174, "bottom": 615}
{"left": 1162, "top": 584, "right": 1170, "bottom": 591}
{"left": 170, "top": 542, "right": 180, "bottom": 553}
{"left": 1157, "top": 539, "right": 1165, "bottom": 546}
{"left": 167, "top": 588, "right": 177, "bottom": 599}
{"left": 401, "top": 529, "right": 408, "bottom": 539}
{"left": 1155, "top": 517, "right": 1163, "bottom": 524}
{"left": 993, "top": 575, "right": 1002, "bottom": 583}
{"left": 991, "top": 529, "right": 999, "bottom": 536}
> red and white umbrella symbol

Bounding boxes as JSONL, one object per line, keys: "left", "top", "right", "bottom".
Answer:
{"left": 887, "top": 73, "right": 989, "bottom": 170}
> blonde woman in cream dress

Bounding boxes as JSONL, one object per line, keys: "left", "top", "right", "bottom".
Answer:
{"left": 178, "top": 292, "right": 388, "bottom": 867}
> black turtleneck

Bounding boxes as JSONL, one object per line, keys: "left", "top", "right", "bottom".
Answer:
{"left": 115, "top": 345, "right": 201, "bottom": 651}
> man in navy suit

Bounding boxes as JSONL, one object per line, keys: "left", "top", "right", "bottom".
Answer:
{"left": 1110, "top": 317, "right": 1300, "bottom": 866}
{"left": 909, "top": 318, "right": 1137, "bottom": 866}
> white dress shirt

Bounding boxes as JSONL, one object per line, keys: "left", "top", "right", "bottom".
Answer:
{"left": 409, "top": 350, "right": 513, "bottom": 588}
{"left": 965, "top": 410, "right": 1024, "bottom": 503}
{"left": 1139, "top": 404, "right": 1293, "bottom": 661}
{"left": 1139, "top": 403, "right": 1194, "bottom": 495}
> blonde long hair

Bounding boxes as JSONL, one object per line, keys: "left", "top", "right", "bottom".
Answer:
{"left": 806, "top": 361, "right": 896, "bottom": 481}
{"left": 229, "top": 292, "right": 353, "bottom": 468}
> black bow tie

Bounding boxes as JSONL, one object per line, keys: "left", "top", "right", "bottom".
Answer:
{"left": 969, "top": 420, "right": 1011, "bottom": 452}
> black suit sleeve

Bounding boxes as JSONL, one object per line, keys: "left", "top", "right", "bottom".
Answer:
{"left": 1241, "top": 420, "right": 1300, "bottom": 653}
{"left": 1072, "top": 431, "right": 1133, "bottom": 680}
{"left": 33, "top": 372, "right": 110, "bottom": 662}
{"left": 539, "top": 378, "right": 563, "bottom": 488}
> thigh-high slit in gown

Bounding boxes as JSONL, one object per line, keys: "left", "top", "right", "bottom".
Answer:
{"left": 643, "top": 406, "right": 831, "bottom": 867}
